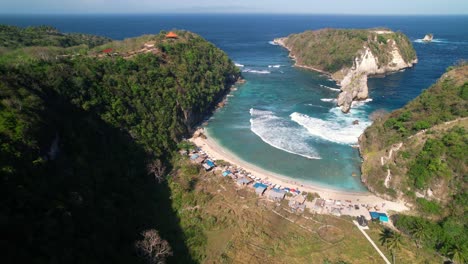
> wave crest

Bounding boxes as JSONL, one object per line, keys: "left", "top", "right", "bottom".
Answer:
{"left": 290, "top": 107, "right": 372, "bottom": 144}
{"left": 242, "top": 68, "right": 271, "bottom": 74}
{"left": 250, "top": 108, "right": 321, "bottom": 159}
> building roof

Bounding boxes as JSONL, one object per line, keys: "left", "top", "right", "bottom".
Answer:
{"left": 255, "top": 186, "right": 267, "bottom": 195}
{"left": 237, "top": 177, "right": 252, "bottom": 185}
{"left": 202, "top": 163, "right": 212, "bottom": 170}
{"left": 222, "top": 170, "right": 231, "bottom": 177}
{"left": 294, "top": 195, "right": 306, "bottom": 204}
{"left": 194, "top": 156, "right": 205, "bottom": 163}
{"left": 166, "top": 31, "right": 178, "bottom": 38}
{"left": 268, "top": 190, "right": 286, "bottom": 200}
{"left": 190, "top": 154, "right": 199, "bottom": 160}
{"left": 206, "top": 160, "right": 215, "bottom": 167}
{"left": 253, "top": 182, "right": 268, "bottom": 189}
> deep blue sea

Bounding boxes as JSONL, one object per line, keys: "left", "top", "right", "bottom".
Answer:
{"left": 2, "top": 14, "right": 467, "bottom": 191}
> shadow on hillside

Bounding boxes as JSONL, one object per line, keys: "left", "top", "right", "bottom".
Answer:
{"left": 2, "top": 86, "right": 195, "bottom": 263}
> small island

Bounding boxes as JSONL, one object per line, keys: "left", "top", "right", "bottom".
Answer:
{"left": 422, "top": 33, "right": 434, "bottom": 42}
{"left": 274, "top": 28, "right": 418, "bottom": 113}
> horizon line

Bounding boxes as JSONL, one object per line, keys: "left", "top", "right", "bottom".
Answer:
{"left": 1, "top": 12, "right": 468, "bottom": 16}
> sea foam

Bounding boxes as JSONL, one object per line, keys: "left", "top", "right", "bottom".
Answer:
{"left": 250, "top": 108, "right": 321, "bottom": 159}
{"left": 242, "top": 68, "right": 271, "bottom": 74}
{"left": 319, "top": 84, "right": 341, "bottom": 92}
{"left": 235, "top": 63, "right": 244, "bottom": 67}
{"left": 290, "top": 106, "right": 372, "bottom": 145}
{"left": 268, "top": 65, "right": 281, "bottom": 68}
{"left": 268, "top": 40, "right": 279, "bottom": 45}
{"left": 320, "top": 98, "right": 337, "bottom": 103}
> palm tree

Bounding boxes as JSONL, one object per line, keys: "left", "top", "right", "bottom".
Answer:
{"left": 410, "top": 221, "right": 427, "bottom": 254}
{"left": 387, "top": 232, "right": 403, "bottom": 264}
{"left": 379, "top": 227, "right": 394, "bottom": 251}
{"left": 448, "top": 244, "right": 467, "bottom": 264}
{"left": 379, "top": 228, "right": 403, "bottom": 264}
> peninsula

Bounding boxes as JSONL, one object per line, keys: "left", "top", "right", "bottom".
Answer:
{"left": 359, "top": 63, "right": 467, "bottom": 260}
{"left": 274, "top": 28, "right": 418, "bottom": 112}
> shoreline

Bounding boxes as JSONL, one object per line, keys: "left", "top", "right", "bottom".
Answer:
{"left": 190, "top": 128, "right": 409, "bottom": 213}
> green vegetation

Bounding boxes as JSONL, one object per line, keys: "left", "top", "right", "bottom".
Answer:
{"left": 360, "top": 63, "right": 468, "bottom": 262}
{"left": 0, "top": 26, "right": 239, "bottom": 263}
{"left": 0, "top": 25, "right": 111, "bottom": 49}
{"left": 169, "top": 159, "right": 440, "bottom": 263}
{"left": 283, "top": 28, "right": 416, "bottom": 73}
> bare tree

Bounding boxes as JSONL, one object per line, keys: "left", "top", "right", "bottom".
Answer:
{"left": 135, "top": 229, "right": 173, "bottom": 264}
{"left": 147, "top": 159, "right": 166, "bottom": 183}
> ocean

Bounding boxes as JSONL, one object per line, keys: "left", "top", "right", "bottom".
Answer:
{"left": 2, "top": 14, "right": 467, "bottom": 191}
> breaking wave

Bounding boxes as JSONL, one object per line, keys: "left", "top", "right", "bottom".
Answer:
{"left": 235, "top": 63, "right": 244, "bottom": 67}
{"left": 268, "top": 40, "right": 279, "bottom": 45}
{"left": 320, "top": 84, "right": 341, "bottom": 92}
{"left": 320, "top": 98, "right": 337, "bottom": 103}
{"left": 414, "top": 39, "right": 468, "bottom": 44}
{"left": 351, "top": 98, "right": 373, "bottom": 107}
{"left": 290, "top": 107, "right": 372, "bottom": 145}
{"left": 268, "top": 64, "right": 281, "bottom": 68}
{"left": 250, "top": 108, "right": 321, "bottom": 159}
{"left": 242, "top": 68, "right": 271, "bottom": 74}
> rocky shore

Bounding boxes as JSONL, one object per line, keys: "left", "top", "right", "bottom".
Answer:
{"left": 274, "top": 29, "right": 418, "bottom": 113}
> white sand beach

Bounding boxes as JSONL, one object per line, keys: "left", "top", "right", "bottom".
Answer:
{"left": 190, "top": 128, "right": 409, "bottom": 215}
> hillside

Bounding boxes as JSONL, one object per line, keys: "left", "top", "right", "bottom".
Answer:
{"left": 0, "top": 25, "right": 112, "bottom": 49}
{"left": 274, "top": 28, "right": 417, "bottom": 112}
{"left": 359, "top": 63, "right": 467, "bottom": 262}
{"left": 0, "top": 26, "right": 240, "bottom": 263}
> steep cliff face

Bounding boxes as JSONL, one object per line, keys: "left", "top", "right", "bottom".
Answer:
{"left": 274, "top": 29, "right": 417, "bottom": 112}
{"left": 359, "top": 64, "right": 467, "bottom": 208}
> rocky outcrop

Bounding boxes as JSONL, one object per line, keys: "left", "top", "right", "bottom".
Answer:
{"left": 335, "top": 41, "right": 417, "bottom": 112}
{"left": 274, "top": 29, "right": 418, "bottom": 113}
{"left": 422, "top": 33, "right": 433, "bottom": 42}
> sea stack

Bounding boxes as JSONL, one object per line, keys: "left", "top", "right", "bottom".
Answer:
{"left": 274, "top": 28, "right": 418, "bottom": 113}
{"left": 422, "top": 33, "right": 434, "bottom": 42}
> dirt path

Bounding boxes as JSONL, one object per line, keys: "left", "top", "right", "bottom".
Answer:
{"left": 353, "top": 221, "right": 391, "bottom": 264}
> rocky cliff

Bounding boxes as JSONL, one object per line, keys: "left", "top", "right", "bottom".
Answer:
{"left": 359, "top": 63, "right": 467, "bottom": 207}
{"left": 274, "top": 28, "right": 418, "bottom": 112}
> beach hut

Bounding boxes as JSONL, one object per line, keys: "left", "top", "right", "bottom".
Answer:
{"left": 255, "top": 186, "right": 267, "bottom": 196}
{"left": 237, "top": 177, "right": 253, "bottom": 186}
{"left": 331, "top": 208, "right": 341, "bottom": 216}
{"left": 202, "top": 163, "right": 212, "bottom": 171}
{"left": 165, "top": 31, "right": 178, "bottom": 39}
{"left": 357, "top": 215, "right": 368, "bottom": 227}
{"left": 206, "top": 160, "right": 215, "bottom": 168}
{"left": 268, "top": 189, "right": 286, "bottom": 201}
{"left": 294, "top": 195, "right": 306, "bottom": 205}
{"left": 253, "top": 182, "right": 268, "bottom": 189}
{"left": 195, "top": 156, "right": 205, "bottom": 164}
{"left": 314, "top": 198, "right": 325, "bottom": 211}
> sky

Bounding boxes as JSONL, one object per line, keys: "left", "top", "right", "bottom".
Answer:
{"left": 1, "top": 0, "right": 468, "bottom": 15}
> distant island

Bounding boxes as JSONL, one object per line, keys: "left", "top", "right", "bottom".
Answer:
{"left": 274, "top": 28, "right": 418, "bottom": 113}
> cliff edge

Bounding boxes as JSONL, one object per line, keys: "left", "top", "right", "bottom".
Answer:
{"left": 274, "top": 28, "right": 418, "bottom": 113}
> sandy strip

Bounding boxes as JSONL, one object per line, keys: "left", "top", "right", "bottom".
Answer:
{"left": 190, "top": 129, "right": 409, "bottom": 213}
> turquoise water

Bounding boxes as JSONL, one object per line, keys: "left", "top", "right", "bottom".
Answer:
{"left": 2, "top": 14, "right": 467, "bottom": 191}
{"left": 207, "top": 49, "right": 369, "bottom": 191}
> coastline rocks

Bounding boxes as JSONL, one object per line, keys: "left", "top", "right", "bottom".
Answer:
{"left": 336, "top": 43, "right": 416, "bottom": 113}
{"left": 274, "top": 29, "right": 417, "bottom": 113}
{"left": 422, "top": 33, "right": 433, "bottom": 42}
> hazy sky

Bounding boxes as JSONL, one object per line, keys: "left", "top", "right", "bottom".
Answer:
{"left": 1, "top": 0, "right": 468, "bottom": 15}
